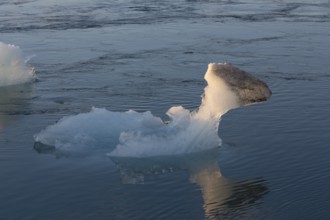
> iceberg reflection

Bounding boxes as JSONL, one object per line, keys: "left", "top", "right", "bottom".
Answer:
{"left": 109, "top": 148, "right": 268, "bottom": 219}
{"left": 0, "top": 84, "right": 33, "bottom": 133}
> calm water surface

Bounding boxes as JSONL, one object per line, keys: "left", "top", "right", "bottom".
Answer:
{"left": 1, "top": 0, "right": 330, "bottom": 219}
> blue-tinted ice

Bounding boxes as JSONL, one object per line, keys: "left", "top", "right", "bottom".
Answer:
{"left": 34, "top": 63, "right": 271, "bottom": 158}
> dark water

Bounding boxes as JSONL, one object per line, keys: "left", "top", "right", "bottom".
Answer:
{"left": 1, "top": 0, "right": 330, "bottom": 219}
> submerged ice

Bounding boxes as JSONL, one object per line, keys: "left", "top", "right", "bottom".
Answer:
{"left": 34, "top": 63, "right": 271, "bottom": 157}
{"left": 0, "top": 42, "right": 35, "bottom": 87}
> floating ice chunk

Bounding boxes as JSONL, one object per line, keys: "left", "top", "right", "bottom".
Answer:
{"left": 34, "top": 63, "right": 271, "bottom": 158}
{"left": 0, "top": 42, "right": 35, "bottom": 87}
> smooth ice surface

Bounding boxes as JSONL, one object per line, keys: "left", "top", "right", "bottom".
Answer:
{"left": 0, "top": 42, "right": 35, "bottom": 87}
{"left": 34, "top": 63, "right": 271, "bottom": 157}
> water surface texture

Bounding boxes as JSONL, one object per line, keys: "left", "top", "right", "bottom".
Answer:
{"left": 1, "top": 0, "right": 330, "bottom": 219}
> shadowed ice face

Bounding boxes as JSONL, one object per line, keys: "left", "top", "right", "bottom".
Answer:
{"left": 208, "top": 63, "right": 272, "bottom": 106}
